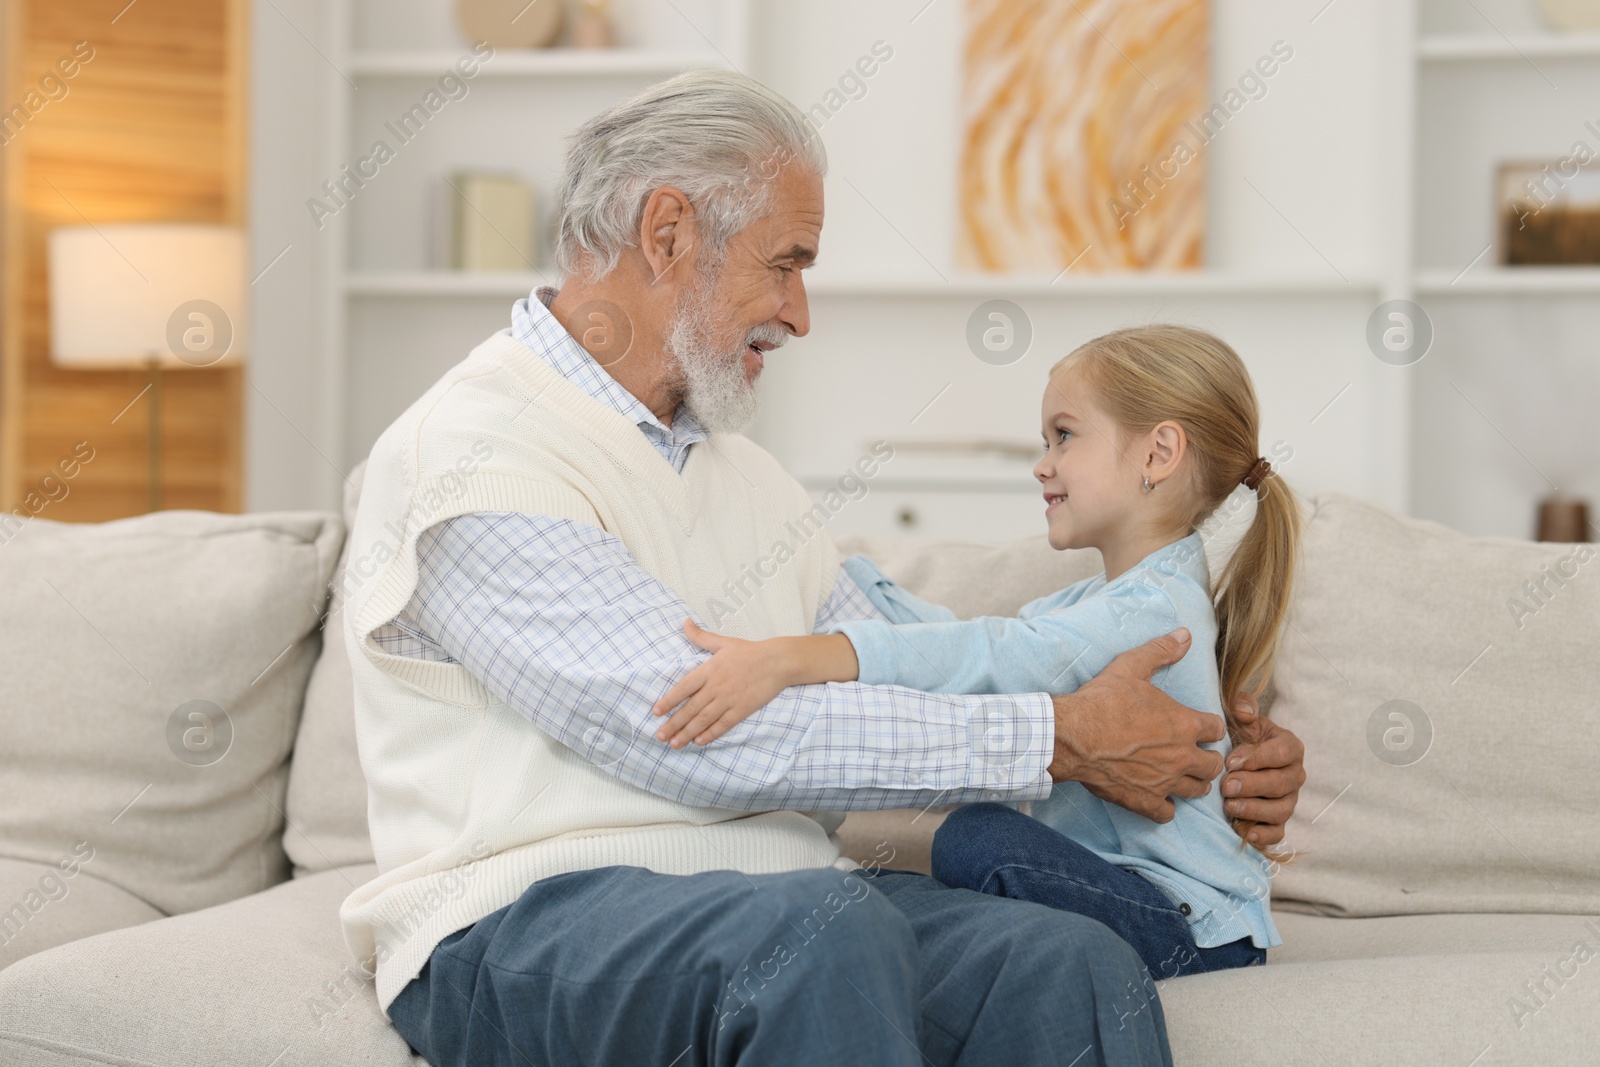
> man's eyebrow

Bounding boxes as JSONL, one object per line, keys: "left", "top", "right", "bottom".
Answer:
{"left": 776, "top": 244, "right": 817, "bottom": 267}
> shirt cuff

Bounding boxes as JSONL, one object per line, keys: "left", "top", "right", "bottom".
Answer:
{"left": 964, "top": 691, "right": 1055, "bottom": 802}
{"left": 840, "top": 554, "right": 890, "bottom": 592}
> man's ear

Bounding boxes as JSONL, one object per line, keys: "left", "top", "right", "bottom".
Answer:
{"left": 1145, "top": 421, "right": 1187, "bottom": 484}
{"left": 637, "top": 185, "right": 698, "bottom": 283}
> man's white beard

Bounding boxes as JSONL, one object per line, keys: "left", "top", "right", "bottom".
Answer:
{"left": 665, "top": 269, "right": 785, "bottom": 434}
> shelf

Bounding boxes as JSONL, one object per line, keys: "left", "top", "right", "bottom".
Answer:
{"left": 1418, "top": 33, "right": 1600, "bottom": 60}
{"left": 801, "top": 272, "right": 1381, "bottom": 297}
{"left": 347, "top": 270, "right": 1381, "bottom": 299}
{"left": 349, "top": 49, "right": 728, "bottom": 78}
{"left": 348, "top": 271, "right": 551, "bottom": 296}
{"left": 1415, "top": 267, "right": 1600, "bottom": 294}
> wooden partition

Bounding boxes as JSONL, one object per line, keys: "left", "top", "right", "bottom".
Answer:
{"left": 0, "top": 0, "right": 246, "bottom": 521}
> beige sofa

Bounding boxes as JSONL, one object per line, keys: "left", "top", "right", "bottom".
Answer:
{"left": 1, "top": 474, "right": 1596, "bottom": 1066}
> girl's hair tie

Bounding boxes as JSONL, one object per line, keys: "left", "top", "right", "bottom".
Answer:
{"left": 1242, "top": 457, "right": 1272, "bottom": 490}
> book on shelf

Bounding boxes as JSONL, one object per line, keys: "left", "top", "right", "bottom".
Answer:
{"left": 433, "top": 171, "right": 538, "bottom": 272}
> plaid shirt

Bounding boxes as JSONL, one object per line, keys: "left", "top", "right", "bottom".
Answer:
{"left": 371, "top": 289, "right": 1053, "bottom": 811}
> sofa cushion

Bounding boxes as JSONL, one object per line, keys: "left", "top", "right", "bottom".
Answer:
{"left": 0, "top": 511, "right": 341, "bottom": 923}
{"left": 837, "top": 807, "right": 952, "bottom": 876}
{"left": 1268, "top": 494, "right": 1599, "bottom": 917}
{"left": 0, "top": 864, "right": 422, "bottom": 1067}
{"left": 1160, "top": 918, "right": 1600, "bottom": 1066}
{"left": 285, "top": 464, "right": 376, "bottom": 875}
{"left": 6, "top": 860, "right": 1591, "bottom": 1067}
{"left": 0, "top": 857, "right": 162, "bottom": 972}
{"left": 1270, "top": 909, "right": 1600, "bottom": 966}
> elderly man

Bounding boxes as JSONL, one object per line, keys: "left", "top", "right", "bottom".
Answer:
{"left": 340, "top": 69, "right": 1305, "bottom": 1066}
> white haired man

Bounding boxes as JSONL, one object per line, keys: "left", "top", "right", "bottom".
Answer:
{"left": 340, "top": 68, "right": 1305, "bottom": 1066}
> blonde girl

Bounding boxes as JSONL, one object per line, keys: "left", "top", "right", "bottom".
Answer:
{"left": 653, "top": 324, "right": 1299, "bottom": 976}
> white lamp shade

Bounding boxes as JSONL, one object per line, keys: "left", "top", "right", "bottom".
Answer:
{"left": 48, "top": 224, "right": 247, "bottom": 369}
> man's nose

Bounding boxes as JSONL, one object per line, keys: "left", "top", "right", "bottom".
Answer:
{"left": 780, "top": 272, "right": 810, "bottom": 338}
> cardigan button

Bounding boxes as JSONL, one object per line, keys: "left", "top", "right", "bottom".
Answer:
{"left": 1178, "top": 902, "right": 1192, "bottom": 916}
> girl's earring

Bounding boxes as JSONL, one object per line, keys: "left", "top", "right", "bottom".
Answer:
{"left": 1142, "top": 475, "right": 1154, "bottom": 492}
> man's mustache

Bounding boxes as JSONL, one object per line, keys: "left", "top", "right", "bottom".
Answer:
{"left": 743, "top": 323, "right": 788, "bottom": 352}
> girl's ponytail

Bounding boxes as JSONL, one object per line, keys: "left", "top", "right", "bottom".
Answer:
{"left": 1214, "top": 468, "right": 1299, "bottom": 846}
{"left": 1215, "top": 466, "right": 1300, "bottom": 745}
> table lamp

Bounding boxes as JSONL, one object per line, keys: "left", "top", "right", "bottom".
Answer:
{"left": 48, "top": 223, "right": 246, "bottom": 512}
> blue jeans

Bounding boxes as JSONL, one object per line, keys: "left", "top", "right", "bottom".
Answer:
{"left": 387, "top": 863, "right": 1172, "bottom": 1066}
{"left": 932, "top": 803, "right": 1266, "bottom": 979}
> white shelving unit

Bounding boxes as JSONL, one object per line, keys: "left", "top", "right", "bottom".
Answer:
{"left": 288, "top": 0, "right": 1425, "bottom": 542}
{"left": 1407, "top": 0, "right": 1600, "bottom": 539}
{"left": 348, "top": 49, "right": 728, "bottom": 77}
{"left": 276, "top": 0, "right": 1600, "bottom": 542}
{"left": 1418, "top": 32, "right": 1600, "bottom": 59}
{"left": 346, "top": 271, "right": 549, "bottom": 296}
{"left": 1415, "top": 267, "right": 1600, "bottom": 294}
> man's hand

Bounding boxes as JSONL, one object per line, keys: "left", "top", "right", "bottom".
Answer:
{"left": 1049, "top": 629, "right": 1226, "bottom": 823}
{"left": 1220, "top": 696, "right": 1305, "bottom": 848}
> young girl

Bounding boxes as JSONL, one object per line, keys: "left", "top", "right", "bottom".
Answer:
{"left": 652, "top": 324, "right": 1299, "bottom": 978}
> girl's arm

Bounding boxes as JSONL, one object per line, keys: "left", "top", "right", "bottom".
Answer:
{"left": 652, "top": 621, "right": 860, "bottom": 747}
{"left": 841, "top": 555, "right": 961, "bottom": 625}
{"left": 827, "top": 581, "right": 1185, "bottom": 697}
{"left": 846, "top": 555, "right": 1073, "bottom": 626}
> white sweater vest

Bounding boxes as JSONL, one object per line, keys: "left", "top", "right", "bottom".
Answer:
{"left": 338, "top": 329, "right": 844, "bottom": 1012}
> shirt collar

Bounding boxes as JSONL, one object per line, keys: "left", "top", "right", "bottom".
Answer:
{"left": 512, "top": 287, "right": 706, "bottom": 445}
{"left": 1108, "top": 532, "right": 1211, "bottom": 590}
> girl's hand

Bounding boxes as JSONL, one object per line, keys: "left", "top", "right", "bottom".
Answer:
{"left": 653, "top": 619, "right": 795, "bottom": 748}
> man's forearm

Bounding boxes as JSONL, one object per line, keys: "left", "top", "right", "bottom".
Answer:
{"left": 609, "top": 680, "right": 1056, "bottom": 812}
{"left": 406, "top": 512, "right": 1054, "bottom": 812}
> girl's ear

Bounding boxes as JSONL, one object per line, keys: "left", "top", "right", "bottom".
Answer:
{"left": 1145, "top": 420, "right": 1187, "bottom": 484}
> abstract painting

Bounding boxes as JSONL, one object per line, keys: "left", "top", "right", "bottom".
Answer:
{"left": 959, "top": 0, "right": 1210, "bottom": 273}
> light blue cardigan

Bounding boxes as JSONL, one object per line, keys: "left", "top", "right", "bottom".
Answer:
{"left": 830, "top": 533, "right": 1281, "bottom": 951}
